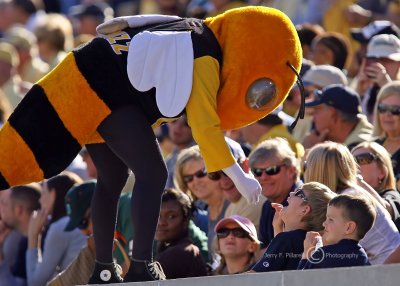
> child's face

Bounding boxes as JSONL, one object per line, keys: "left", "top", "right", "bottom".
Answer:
{"left": 217, "top": 221, "right": 256, "bottom": 259}
{"left": 281, "top": 188, "right": 309, "bottom": 227}
{"left": 322, "top": 205, "right": 351, "bottom": 245}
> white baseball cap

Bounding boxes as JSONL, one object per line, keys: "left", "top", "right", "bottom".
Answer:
{"left": 302, "top": 65, "right": 348, "bottom": 88}
{"left": 366, "top": 34, "right": 400, "bottom": 61}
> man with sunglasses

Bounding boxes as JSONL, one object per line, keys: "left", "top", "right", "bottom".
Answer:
{"left": 248, "top": 138, "right": 303, "bottom": 248}
{"left": 304, "top": 84, "right": 373, "bottom": 150}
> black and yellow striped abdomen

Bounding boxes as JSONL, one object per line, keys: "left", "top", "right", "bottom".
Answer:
{"left": 0, "top": 52, "right": 111, "bottom": 189}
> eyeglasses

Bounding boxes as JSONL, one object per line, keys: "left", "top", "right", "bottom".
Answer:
{"left": 207, "top": 170, "right": 228, "bottom": 181}
{"left": 251, "top": 164, "right": 286, "bottom": 177}
{"left": 216, "top": 227, "right": 250, "bottom": 239}
{"left": 377, "top": 103, "right": 400, "bottom": 116}
{"left": 182, "top": 168, "right": 207, "bottom": 183}
{"left": 293, "top": 188, "right": 308, "bottom": 201}
{"left": 354, "top": 152, "right": 378, "bottom": 165}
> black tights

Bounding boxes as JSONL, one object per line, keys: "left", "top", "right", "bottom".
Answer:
{"left": 86, "top": 105, "right": 167, "bottom": 263}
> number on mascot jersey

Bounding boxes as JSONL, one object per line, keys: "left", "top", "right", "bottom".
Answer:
{"left": 103, "top": 31, "right": 131, "bottom": 55}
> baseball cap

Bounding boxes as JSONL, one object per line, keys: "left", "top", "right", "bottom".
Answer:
{"left": 366, "top": 34, "right": 400, "bottom": 61}
{"left": 351, "top": 21, "right": 400, "bottom": 44}
{"left": 64, "top": 180, "right": 96, "bottom": 231}
{"left": 215, "top": 215, "right": 260, "bottom": 243}
{"left": 305, "top": 84, "right": 361, "bottom": 115}
{"left": 69, "top": 3, "right": 114, "bottom": 21}
{"left": 302, "top": 65, "right": 348, "bottom": 88}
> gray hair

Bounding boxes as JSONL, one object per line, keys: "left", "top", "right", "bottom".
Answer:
{"left": 248, "top": 137, "right": 299, "bottom": 177}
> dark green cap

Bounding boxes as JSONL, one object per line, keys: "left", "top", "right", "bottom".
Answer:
{"left": 64, "top": 180, "right": 96, "bottom": 231}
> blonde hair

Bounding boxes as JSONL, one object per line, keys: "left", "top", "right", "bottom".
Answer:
{"left": 305, "top": 142, "right": 358, "bottom": 193}
{"left": 174, "top": 145, "right": 203, "bottom": 199}
{"left": 372, "top": 81, "right": 400, "bottom": 137}
{"left": 249, "top": 137, "right": 299, "bottom": 178}
{"left": 301, "top": 182, "right": 336, "bottom": 231}
{"left": 351, "top": 141, "right": 397, "bottom": 191}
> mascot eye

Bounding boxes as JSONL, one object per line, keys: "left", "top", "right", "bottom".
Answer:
{"left": 246, "top": 78, "right": 276, "bottom": 110}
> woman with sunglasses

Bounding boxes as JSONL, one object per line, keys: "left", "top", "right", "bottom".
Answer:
{"left": 213, "top": 215, "right": 260, "bottom": 275}
{"left": 175, "top": 145, "right": 229, "bottom": 263}
{"left": 304, "top": 141, "right": 400, "bottom": 264}
{"left": 351, "top": 142, "right": 400, "bottom": 230}
{"left": 373, "top": 81, "right": 400, "bottom": 185}
{"left": 26, "top": 172, "right": 86, "bottom": 286}
{"left": 250, "top": 182, "right": 335, "bottom": 273}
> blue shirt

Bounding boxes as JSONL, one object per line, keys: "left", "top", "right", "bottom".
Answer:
{"left": 298, "top": 239, "right": 370, "bottom": 269}
{"left": 252, "top": 229, "right": 307, "bottom": 272}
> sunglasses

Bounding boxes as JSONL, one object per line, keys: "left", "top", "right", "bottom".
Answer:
{"left": 251, "top": 164, "right": 286, "bottom": 177}
{"left": 293, "top": 188, "right": 308, "bottom": 201}
{"left": 377, "top": 103, "right": 400, "bottom": 116}
{"left": 216, "top": 227, "right": 250, "bottom": 239}
{"left": 354, "top": 152, "right": 378, "bottom": 165}
{"left": 182, "top": 168, "right": 207, "bottom": 183}
{"left": 207, "top": 170, "right": 228, "bottom": 181}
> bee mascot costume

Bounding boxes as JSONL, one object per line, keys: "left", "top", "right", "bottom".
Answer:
{"left": 0, "top": 6, "right": 302, "bottom": 283}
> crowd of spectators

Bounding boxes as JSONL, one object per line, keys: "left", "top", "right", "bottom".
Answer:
{"left": 1, "top": 0, "right": 400, "bottom": 285}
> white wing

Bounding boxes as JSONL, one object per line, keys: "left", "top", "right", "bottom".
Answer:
{"left": 127, "top": 31, "right": 193, "bottom": 118}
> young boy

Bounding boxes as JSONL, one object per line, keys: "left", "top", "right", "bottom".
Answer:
{"left": 298, "top": 194, "right": 376, "bottom": 269}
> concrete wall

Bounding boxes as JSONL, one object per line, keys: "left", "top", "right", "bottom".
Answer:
{"left": 98, "top": 263, "right": 400, "bottom": 286}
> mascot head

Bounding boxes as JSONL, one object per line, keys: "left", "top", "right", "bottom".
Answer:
{"left": 204, "top": 6, "right": 302, "bottom": 130}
